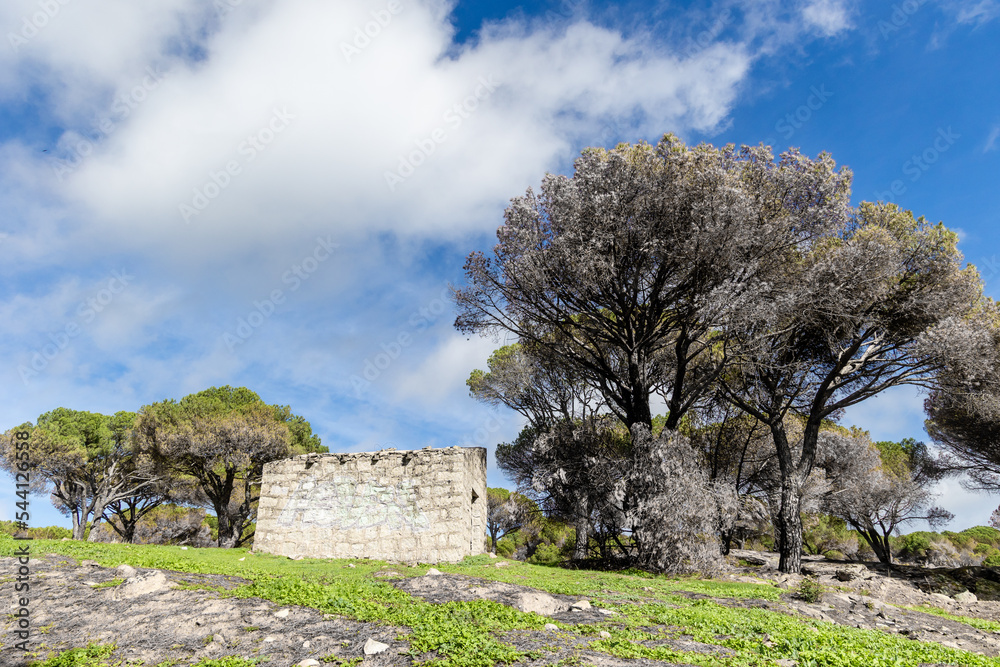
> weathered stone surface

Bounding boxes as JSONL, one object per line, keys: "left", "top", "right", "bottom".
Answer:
{"left": 569, "top": 600, "right": 591, "bottom": 611}
{"left": 255, "top": 447, "right": 488, "bottom": 563}
{"left": 835, "top": 565, "right": 870, "bottom": 581}
{"left": 363, "top": 638, "right": 389, "bottom": 655}
{"left": 518, "top": 591, "right": 571, "bottom": 616}
{"left": 113, "top": 571, "right": 172, "bottom": 599}
{"left": 116, "top": 564, "right": 137, "bottom": 578}
{"left": 955, "top": 590, "right": 978, "bottom": 603}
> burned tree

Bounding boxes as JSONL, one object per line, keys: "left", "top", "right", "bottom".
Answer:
{"left": 721, "top": 202, "right": 981, "bottom": 572}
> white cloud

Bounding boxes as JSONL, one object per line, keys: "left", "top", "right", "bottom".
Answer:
{"left": 929, "top": 477, "right": 997, "bottom": 531}
{"left": 0, "top": 0, "right": 875, "bottom": 526}
{"left": 391, "top": 333, "right": 499, "bottom": 406}
{"left": 984, "top": 124, "right": 1000, "bottom": 153}
{"left": 953, "top": 0, "right": 1000, "bottom": 26}
{"left": 801, "top": 0, "right": 853, "bottom": 36}
{"left": 840, "top": 385, "right": 927, "bottom": 443}
{"left": 0, "top": 0, "right": 754, "bottom": 271}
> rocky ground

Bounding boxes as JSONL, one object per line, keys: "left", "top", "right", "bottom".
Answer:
{"left": 2, "top": 551, "right": 1000, "bottom": 667}
{"left": 725, "top": 551, "right": 1000, "bottom": 655}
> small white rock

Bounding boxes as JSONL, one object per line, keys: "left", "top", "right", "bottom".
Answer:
{"left": 302, "top": 641, "right": 311, "bottom": 649}
{"left": 180, "top": 546, "right": 188, "bottom": 550}
{"left": 263, "top": 636, "right": 277, "bottom": 643}
{"left": 570, "top": 600, "right": 591, "bottom": 611}
{"left": 274, "top": 609, "right": 290, "bottom": 618}
{"left": 298, "top": 660, "right": 321, "bottom": 667}
{"left": 238, "top": 557, "right": 245, "bottom": 561}
{"left": 599, "top": 631, "right": 611, "bottom": 639}
{"left": 348, "top": 563, "right": 356, "bottom": 568}
{"left": 425, "top": 568, "right": 443, "bottom": 576}
{"left": 489, "top": 553, "right": 497, "bottom": 559}
{"left": 117, "top": 564, "right": 137, "bottom": 578}
{"left": 597, "top": 608, "right": 617, "bottom": 616}
{"left": 954, "top": 590, "right": 978, "bottom": 604}
{"left": 544, "top": 623, "right": 559, "bottom": 631}
{"left": 364, "top": 638, "right": 390, "bottom": 655}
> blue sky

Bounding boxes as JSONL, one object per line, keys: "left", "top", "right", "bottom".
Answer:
{"left": 1, "top": 0, "right": 998, "bottom": 533}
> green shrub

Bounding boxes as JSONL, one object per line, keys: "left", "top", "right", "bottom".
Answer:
{"left": 894, "top": 532, "right": 934, "bottom": 561}
{"left": 795, "top": 577, "right": 824, "bottom": 603}
{"left": 943, "top": 530, "right": 977, "bottom": 552}
{"left": 527, "top": 543, "right": 564, "bottom": 566}
{"left": 802, "top": 514, "right": 857, "bottom": 557}
{"left": 0, "top": 520, "right": 72, "bottom": 540}
{"left": 961, "top": 526, "right": 1000, "bottom": 549}
{"left": 824, "top": 550, "right": 846, "bottom": 561}
{"left": 984, "top": 553, "right": 1000, "bottom": 567}
{"left": 495, "top": 538, "right": 515, "bottom": 558}
{"left": 974, "top": 543, "right": 993, "bottom": 555}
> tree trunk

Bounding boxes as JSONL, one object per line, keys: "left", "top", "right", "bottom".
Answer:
{"left": 71, "top": 514, "right": 86, "bottom": 540}
{"left": 573, "top": 511, "right": 589, "bottom": 560}
{"left": 775, "top": 477, "right": 804, "bottom": 574}
{"left": 855, "top": 527, "right": 893, "bottom": 565}
{"left": 87, "top": 503, "right": 109, "bottom": 542}
{"left": 217, "top": 510, "right": 240, "bottom": 548}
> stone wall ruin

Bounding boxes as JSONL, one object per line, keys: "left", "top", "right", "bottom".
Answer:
{"left": 253, "top": 446, "right": 487, "bottom": 563}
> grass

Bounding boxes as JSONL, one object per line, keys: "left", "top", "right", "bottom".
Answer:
{"left": 904, "top": 603, "right": 1000, "bottom": 633}
{"left": 6, "top": 539, "right": 1000, "bottom": 667}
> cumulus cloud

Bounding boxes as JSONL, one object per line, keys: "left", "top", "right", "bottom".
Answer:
{"left": 800, "top": 0, "right": 853, "bottom": 36}
{"left": 0, "top": 0, "right": 903, "bottom": 528}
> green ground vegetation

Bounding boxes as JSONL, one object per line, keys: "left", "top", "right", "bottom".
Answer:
{"left": 4, "top": 535, "right": 999, "bottom": 667}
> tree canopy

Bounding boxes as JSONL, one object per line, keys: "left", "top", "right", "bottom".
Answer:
{"left": 1, "top": 408, "right": 157, "bottom": 540}
{"left": 135, "top": 385, "right": 326, "bottom": 548}
{"left": 459, "top": 134, "right": 986, "bottom": 574}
